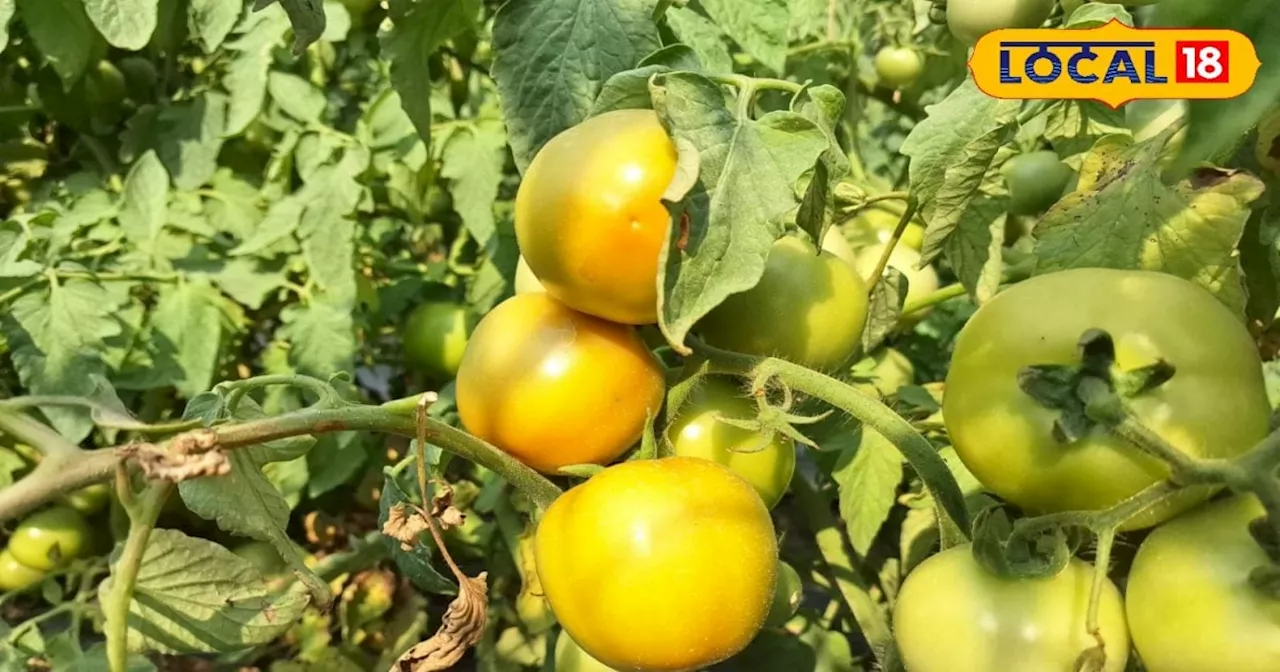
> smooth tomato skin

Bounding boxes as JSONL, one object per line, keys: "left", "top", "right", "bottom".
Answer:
{"left": 1004, "top": 151, "right": 1074, "bottom": 215}
{"left": 875, "top": 47, "right": 924, "bottom": 89}
{"left": 536, "top": 457, "right": 778, "bottom": 672}
{"left": 556, "top": 632, "right": 620, "bottom": 672}
{"left": 403, "top": 302, "right": 471, "bottom": 379}
{"left": 0, "top": 549, "right": 46, "bottom": 592}
{"left": 666, "top": 376, "right": 796, "bottom": 509}
{"left": 8, "top": 506, "right": 92, "bottom": 571}
{"left": 944, "top": 269, "right": 1271, "bottom": 529}
{"left": 455, "top": 293, "right": 665, "bottom": 473}
{"left": 820, "top": 227, "right": 858, "bottom": 269}
{"left": 947, "top": 0, "right": 1055, "bottom": 44}
{"left": 1127, "top": 496, "right": 1280, "bottom": 672}
{"left": 893, "top": 545, "right": 1129, "bottom": 672}
{"left": 516, "top": 109, "right": 677, "bottom": 325}
{"left": 698, "top": 237, "right": 869, "bottom": 372}
{"left": 515, "top": 255, "right": 546, "bottom": 294}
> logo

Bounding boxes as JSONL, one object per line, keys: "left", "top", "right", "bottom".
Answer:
{"left": 968, "top": 19, "right": 1260, "bottom": 108}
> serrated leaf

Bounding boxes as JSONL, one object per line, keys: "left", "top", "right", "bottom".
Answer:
{"left": 84, "top": 0, "right": 158, "bottom": 50}
{"left": 278, "top": 298, "right": 356, "bottom": 376}
{"left": 118, "top": 151, "right": 170, "bottom": 250}
{"left": 296, "top": 153, "right": 368, "bottom": 305}
{"left": 179, "top": 449, "right": 292, "bottom": 536}
{"left": 441, "top": 121, "right": 506, "bottom": 245}
{"left": 861, "top": 268, "right": 906, "bottom": 354}
{"left": 98, "top": 529, "right": 308, "bottom": 654}
{"left": 17, "top": 0, "right": 96, "bottom": 87}
{"left": 663, "top": 6, "right": 732, "bottom": 74}
{"left": 123, "top": 93, "right": 228, "bottom": 190}
{"left": 1034, "top": 130, "right": 1262, "bottom": 317}
{"left": 379, "top": 0, "right": 478, "bottom": 143}
{"left": 208, "top": 257, "right": 285, "bottom": 309}
{"left": 183, "top": 392, "right": 223, "bottom": 425}
{"left": 696, "top": 0, "right": 786, "bottom": 73}
{"left": 649, "top": 72, "right": 828, "bottom": 348}
{"left": 268, "top": 71, "right": 327, "bottom": 122}
{"left": 492, "top": 0, "right": 660, "bottom": 172}
{"left": 0, "top": 0, "right": 15, "bottom": 52}
{"left": 320, "top": 0, "right": 349, "bottom": 41}
{"left": 833, "top": 428, "right": 904, "bottom": 556}
{"left": 377, "top": 472, "right": 457, "bottom": 595}
{"left": 150, "top": 279, "right": 227, "bottom": 397}
{"left": 233, "top": 198, "right": 302, "bottom": 257}
{"left": 189, "top": 0, "right": 241, "bottom": 52}
{"left": 223, "top": 6, "right": 290, "bottom": 135}
{"left": 0, "top": 219, "right": 40, "bottom": 278}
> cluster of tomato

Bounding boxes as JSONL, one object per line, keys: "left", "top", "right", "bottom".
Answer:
{"left": 0, "top": 484, "right": 107, "bottom": 593}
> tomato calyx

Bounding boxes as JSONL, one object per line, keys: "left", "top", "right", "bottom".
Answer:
{"left": 969, "top": 506, "right": 1072, "bottom": 580}
{"left": 1016, "top": 329, "right": 1177, "bottom": 444}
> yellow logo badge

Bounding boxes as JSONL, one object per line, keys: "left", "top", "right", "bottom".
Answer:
{"left": 968, "top": 19, "right": 1260, "bottom": 108}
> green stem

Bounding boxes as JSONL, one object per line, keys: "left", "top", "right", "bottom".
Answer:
{"left": 5, "top": 601, "right": 78, "bottom": 644}
{"left": 0, "top": 398, "right": 203, "bottom": 434}
{"left": 105, "top": 482, "right": 172, "bottom": 672}
{"left": 1014, "top": 481, "right": 1179, "bottom": 538}
{"left": 0, "top": 276, "right": 45, "bottom": 309}
{"left": 0, "top": 408, "right": 83, "bottom": 457}
{"left": 219, "top": 374, "right": 339, "bottom": 414}
{"left": 902, "top": 282, "right": 968, "bottom": 314}
{"left": 865, "top": 197, "right": 919, "bottom": 290}
{"left": 1083, "top": 528, "right": 1116, "bottom": 668}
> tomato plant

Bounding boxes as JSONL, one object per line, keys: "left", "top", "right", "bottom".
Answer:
{"left": 455, "top": 293, "right": 666, "bottom": 473}
{"left": 874, "top": 47, "right": 924, "bottom": 89}
{"left": 535, "top": 457, "right": 778, "bottom": 671}
{"left": 893, "top": 545, "right": 1130, "bottom": 672}
{"left": 1127, "top": 496, "right": 1280, "bottom": 671}
{"left": 7, "top": 506, "right": 92, "bottom": 571}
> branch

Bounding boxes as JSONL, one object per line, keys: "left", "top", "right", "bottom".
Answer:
{"left": 0, "top": 408, "right": 83, "bottom": 458}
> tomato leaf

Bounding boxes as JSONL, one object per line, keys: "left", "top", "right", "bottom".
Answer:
{"left": 1042, "top": 101, "right": 1129, "bottom": 167}
{"left": 663, "top": 6, "right": 733, "bottom": 74}
{"left": 1034, "top": 129, "right": 1264, "bottom": 318}
{"left": 0, "top": 0, "right": 14, "bottom": 52}
{"left": 590, "top": 64, "right": 668, "bottom": 116}
{"left": 492, "top": 0, "right": 660, "bottom": 173}
{"left": 16, "top": 0, "right": 96, "bottom": 88}
{"left": 1064, "top": 2, "right": 1131, "bottom": 28}
{"left": 695, "top": 0, "right": 787, "bottom": 74}
{"left": 98, "top": 529, "right": 309, "bottom": 654}
{"left": 833, "top": 427, "right": 904, "bottom": 556}
{"left": 861, "top": 268, "right": 906, "bottom": 354}
{"left": 223, "top": 7, "right": 291, "bottom": 136}
{"left": 378, "top": 471, "right": 457, "bottom": 595}
{"left": 268, "top": 72, "right": 327, "bottom": 123}
{"left": 441, "top": 121, "right": 507, "bottom": 246}
{"left": 84, "top": 0, "right": 158, "bottom": 50}
{"left": 379, "top": 0, "right": 477, "bottom": 144}
{"left": 278, "top": 298, "right": 358, "bottom": 377}
{"left": 187, "top": 0, "right": 240, "bottom": 52}
{"left": 121, "top": 93, "right": 228, "bottom": 191}
{"left": 257, "top": 0, "right": 326, "bottom": 53}
{"left": 650, "top": 72, "right": 827, "bottom": 350}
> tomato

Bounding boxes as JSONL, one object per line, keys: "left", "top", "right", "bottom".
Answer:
{"left": 455, "top": 293, "right": 665, "bottom": 473}
{"left": 403, "top": 301, "right": 472, "bottom": 380}
{"left": 856, "top": 348, "right": 915, "bottom": 398}
{"left": 1127, "top": 496, "right": 1280, "bottom": 672}
{"left": 1003, "top": 150, "right": 1075, "bottom": 215}
{"left": 764, "top": 560, "right": 803, "bottom": 628}
{"left": 875, "top": 47, "right": 924, "bottom": 89}
{"left": 515, "top": 255, "right": 546, "bottom": 294}
{"left": 7, "top": 506, "right": 92, "bottom": 571}
{"left": 84, "top": 61, "right": 126, "bottom": 107}
{"left": 947, "top": 0, "right": 1056, "bottom": 44}
{"left": 852, "top": 244, "right": 940, "bottom": 314}
{"left": 232, "top": 540, "right": 287, "bottom": 576}
{"left": 516, "top": 109, "right": 677, "bottom": 325}
{"left": 820, "top": 227, "right": 858, "bottom": 269}
{"left": 0, "top": 549, "right": 46, "bottom": 592}
{"left": 666, "top": 376, "right": 796, "bottom": 509}
{"left": 844, "top": 204, "right": 925, "bottom": 252}
{"left": 536, "top": 457, "right": 778, "bottom": 671}
{"left": 893, "top": 544, "right": 1129, "bottom": 672}
{"left": 944, "top": 269, "right": 1271, "bottom": 529}
{"left": 62, "top": 483, "right": 111, "bottom": 516}
{"left": 556, "top": 632, "right": 620, "bottom": 672}
{"left": 697, "top": 237, "right": 869, "bottom": 372}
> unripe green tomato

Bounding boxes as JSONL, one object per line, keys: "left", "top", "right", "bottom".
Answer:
{"left": 1003, "top": 150, "right": 1074, "bottom": 215}
{"left": 8, "top": 506, "right": 92, "bottom": 571}
{"left": 232, "top": 540, "right": 286, "bottom": 576}
{"left": 555, "top": 632, "right": 619, "bottom": 672}
{"left": 0, "top": 549, "right": 46, "bottom": 592}
{"left": 947, "top": 0, "right": 1056, "bottom": 45}
{"left": 403, "top": 302, "right": 472, "bottom": 379}
{"left": 515, "top": 255, "right": 545, "bottom": 294}
{"left": 116, "top": 56, "right": 157, "bottom": 101}
{"left": 84, "top": 60, "right": 126, "bottom": 107}
{"left": 667, "top": 376, "right": 797, "bottom": 509}
{"left": 62, "top": 483, "right": 111, "bottom": 516}
{"left": 860, "top": 348, "right": 915, "bottom": 398}
{"left": 764, "top": 561, "right": 803, "bottom": 628}
{"left": 875, "top": 47, "right": 924, "bottom": 89}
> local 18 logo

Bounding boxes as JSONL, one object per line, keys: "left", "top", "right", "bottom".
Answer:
{"left": 969, "top": 19, "right": 1260, "bottom": 108}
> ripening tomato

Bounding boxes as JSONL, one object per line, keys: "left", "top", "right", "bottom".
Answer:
{"left": 852, "top": 244, "right": 940, "bottom": 314}
{"left": 893, "top": 544, "right": 1129, "bottom": 672}
{"left": 875, "top": 47, "right": 924, "bottom": 89}
{"left": 764, "top": 560, "right": 803, "bottom": 628}
{"left": 516, "top": 109, "right": 677, "bottom": 325}
{"left": 403, "top": 302, "right": 472, "bottom": 380}
{"left": 0, "top": 549, "right": 46, "bottom": 592}
{"left": 7, "top": 506, "right": 92, "bottom": 571}
{"left": 697, "top": 237, "right": 869, "bottom": 372}
{"left": 556, "top": 632, "right": 620, "bottom": 672}
{"left": 1127, "top": 496, "right": 1280, "bottom": 672}
{"left": 455, "top": 293, "right": 666, "bottom": 473}
{"left": 666, "top": 376, "right": 796, "bottom": 509}
{"left": 944, "top": 269, "right": 1271, "bottom": 529}
{"left": 515, "top": 255, "right": 546, "bottom": 294}
{"left": 536, "top": 457, "right": 778, "bottom": 672}
{"left": 947, "top": 0, "right": 1056, "bottom": 44}
{"left": 1003, "top": 151, "right": 1074, "bottom": 215}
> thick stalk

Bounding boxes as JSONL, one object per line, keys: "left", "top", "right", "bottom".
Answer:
{"left": 0, "top": 408, "right": 82, "bottom": 457}
{"left": 105, "top": 482, "right": 173, "bottom": 672}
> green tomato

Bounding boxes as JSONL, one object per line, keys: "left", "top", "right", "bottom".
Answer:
{"left": 893, "top": 544, "right": 1129, "bottom": 672}
{"left": 874, "top": 47, "right": 924, "bottom": 89}
{"left": 555, "top": 631, "right": 619, "bottom": 672}
{"left": 947, "top": 0, "right": 1056, "bottom": 45}
{"left": 7, "top": 506, "right": 92, "bottom": 571}
{"left": 1003, "top": 150, "right": 1074, "bottom": 215}
{"left": 666, "top": 376, "right": 797, "bottom": 509}
{"left": 857, "top": 348, "right": 915, "bottom": 398}
{"left": 232, "top": 540, "right": 287, "bottom": 576}
{"left": 84, "top": 60, "right": 126, "bottom": 107}
{"left": 1127, "top": 496, "right": 1280, "bottom": 672}
{"left": 403, "top": 302, "right": 472, "bottom": 379}
{"left": 844, "top": 205, "right": 925, "bottom": 252}
{"left": 697, "top": 237, "right": 869, "bottom": 372}
{"left": 944, "top": 269, "right": 1271, "bottom": 529}
{"left": 764, "top": 560, "right": 803, "bottom": 628}
{"left": 0, "top": 549, "right": 46, "bottom": 592}
{"left": 62, "top": 483, "right": 111, "bottom": 516}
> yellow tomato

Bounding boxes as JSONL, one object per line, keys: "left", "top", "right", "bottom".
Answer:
{"left": 515, "top": 255, "right": 546, "bottom": 294}
{"left": 536, "top": 457, "right": 778, "bottom": 671}
{"left": 455, "top": 293, "right": 666, "bottom": 473}
{"left": 516, "top": 109, "right": 677, "bottom": 325}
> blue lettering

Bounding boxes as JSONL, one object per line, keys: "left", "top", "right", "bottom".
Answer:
{"left": 1024, "top": 46, "right": 1062, "bottom": 84}
{"left": 1000, "top": 49, "right": 1022, "bottom": 83}
{"left": 1143, "top": 48, "right": 1167, "bottom": 83}
{"left": 1103, "top": 50, "right": 1141, "bottom": 84}
{"left": 1067, "top": 46, "right": 1098, "bottom": 84}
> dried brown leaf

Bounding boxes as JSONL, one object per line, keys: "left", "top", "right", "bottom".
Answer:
{"left": 383, "top": 503, "right": 431, "bottom": 551}
{"left": 393, "top": 573, "right": 488, "bottom": 672}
